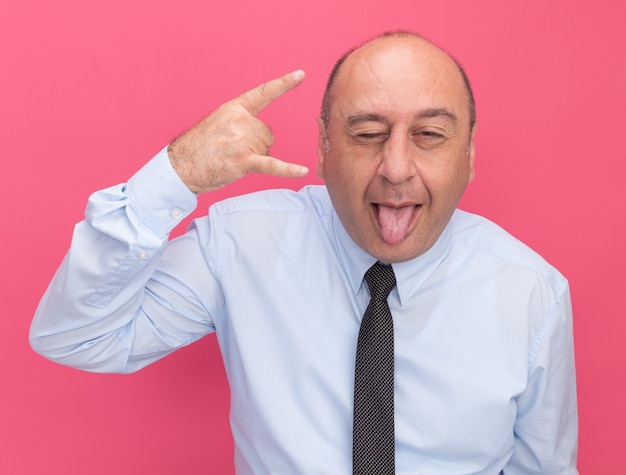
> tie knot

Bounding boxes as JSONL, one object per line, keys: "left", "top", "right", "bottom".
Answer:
{"left": 364, "top": 262, "right": 396, "bottom": 301}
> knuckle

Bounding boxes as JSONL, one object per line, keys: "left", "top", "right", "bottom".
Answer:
{"left": 256, "top": 82, "right": 269, "bottom": 99}
{"left": 254, "top": 139, "right": 268, "bottom": 156}
{"left": 266, "top": 130, "right": 275, "bottom": 147}
{"left": 262, "top": 157, "right": 276, "bottom": 174}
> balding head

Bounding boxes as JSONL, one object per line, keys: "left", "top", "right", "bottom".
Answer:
{"left": 320, "top": 31, "right": 476, "bottom": 136}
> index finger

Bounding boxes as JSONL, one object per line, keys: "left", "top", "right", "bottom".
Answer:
{"left": 236, "top": 70, "right": 305, "bottom": 116}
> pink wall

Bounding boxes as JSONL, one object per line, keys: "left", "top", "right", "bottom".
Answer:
{"left": 2, "top": 0, "right": 624, "bottom": 472}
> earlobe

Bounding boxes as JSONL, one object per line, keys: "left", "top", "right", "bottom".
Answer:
{"left": 316, "top": 116, "right": 327, "bottom": 179}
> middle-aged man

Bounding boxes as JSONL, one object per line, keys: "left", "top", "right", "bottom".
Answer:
{"left": 30, "top": 31, "right": 579, "bottom": 474}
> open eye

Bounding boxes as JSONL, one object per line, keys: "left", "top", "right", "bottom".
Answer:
{"left": 419, "top": 130, "right": 443, "bottom": 138}
{"left": 413, "top": 129, "right": 447, "bottom": 148}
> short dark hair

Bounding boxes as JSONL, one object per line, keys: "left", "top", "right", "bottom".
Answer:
{"left": 320, "top": 31, "right": 476, "bottom": 133}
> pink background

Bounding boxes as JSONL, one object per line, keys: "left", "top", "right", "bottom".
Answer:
{"left": 1, "top": 0, "right": 624, "bottom": 473}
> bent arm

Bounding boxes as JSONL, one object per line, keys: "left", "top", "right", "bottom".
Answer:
{"left": 30, "top": 71, "right": 309, "bottom": 373}
{"left": 29, "top": 148, "right": 216, "bottom": 373}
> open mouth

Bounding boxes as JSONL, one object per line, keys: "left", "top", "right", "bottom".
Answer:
{"left": 373, "top": 203, "right": 420, "bottom": 244}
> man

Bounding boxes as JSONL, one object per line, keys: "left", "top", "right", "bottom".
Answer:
{"left": 30, "top": 31, "right": 578, "bottom": 474}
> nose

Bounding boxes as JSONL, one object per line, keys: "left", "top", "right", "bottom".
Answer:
{"left": 377, "top": 131, "right": 417, "bottom": 185}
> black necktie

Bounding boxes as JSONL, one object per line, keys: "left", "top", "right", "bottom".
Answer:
{"left": 353, "top": 262, "right": 397, "bottom": 475}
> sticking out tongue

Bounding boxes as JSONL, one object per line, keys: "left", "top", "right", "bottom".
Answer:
{"left": 377, "top": 204, "right": 416, "bottom": 244}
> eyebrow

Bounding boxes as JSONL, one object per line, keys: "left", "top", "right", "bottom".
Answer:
{"left": 418, "top": 108, "right": 458, "bottom": 123}
{"left": 347, "top": 108, "right": 458, "bottom": 127}
{"left": 347, "top": 114, "right": 387, "bottom": 127}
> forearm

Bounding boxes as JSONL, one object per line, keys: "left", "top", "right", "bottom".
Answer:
{"left": 30, "top": 71, "right": 308, "bottom": 371}
{"left": 29, "top": 148, "right": 205, "bottom": 373}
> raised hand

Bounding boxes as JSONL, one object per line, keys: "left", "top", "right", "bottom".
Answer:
{"left": 167, "top": 70, "right": 308, "bottom": 194}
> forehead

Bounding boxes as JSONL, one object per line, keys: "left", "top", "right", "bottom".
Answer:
{"left": 332, "top": 37, "right": 468, "bottom": 122}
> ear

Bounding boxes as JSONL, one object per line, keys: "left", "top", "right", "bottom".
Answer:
{"left": 467, "top": 122, "right": 478, "bottom": 183}
{"left": 315, "top": 116, "right": 327, "bottom": 179}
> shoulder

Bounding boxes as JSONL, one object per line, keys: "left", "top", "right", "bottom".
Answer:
{"left": 194, "top": 186, "right": 337, "bottom": 277}
{"left": 194, "top": 185, "right": 335, "bottom": 248}
{"left": 210, "top": 185, "right": 333, "bottom": 218}
{"left": 450, "top": 209, "right": 567, "bottom": 292}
